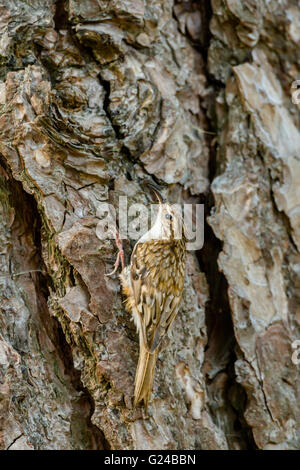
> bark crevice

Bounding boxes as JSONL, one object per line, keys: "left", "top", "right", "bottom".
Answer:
{"left": 0, "top": 157, "right": 106, "bottom": 449}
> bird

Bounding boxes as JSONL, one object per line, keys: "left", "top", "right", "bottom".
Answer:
{"left": 106, "top": 185, "right": 186, "bottom": 409}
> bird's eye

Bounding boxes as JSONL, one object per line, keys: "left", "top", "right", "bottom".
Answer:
{"left": 165, "top": 214, "right": 173, "bottom": 220}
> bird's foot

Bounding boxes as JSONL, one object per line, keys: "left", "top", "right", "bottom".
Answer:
{"left": 105, "top": 231, "right": 125, "bottom": 276}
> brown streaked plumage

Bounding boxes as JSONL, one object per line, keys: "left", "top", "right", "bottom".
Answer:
{"left": 107, "top": 188, "right": 186, "bottom": 408}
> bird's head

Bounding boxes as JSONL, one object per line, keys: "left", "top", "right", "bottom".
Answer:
{"left": 145, "top": 185, "right": 185, "bottom": 242}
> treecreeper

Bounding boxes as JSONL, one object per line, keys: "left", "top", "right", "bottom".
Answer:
{"left": 106, "top": 187, "right": 186, "bottom": 408}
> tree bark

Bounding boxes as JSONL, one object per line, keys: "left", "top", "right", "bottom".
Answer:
{"left": 0, "top": 0, "right": 299, "bottom": 450}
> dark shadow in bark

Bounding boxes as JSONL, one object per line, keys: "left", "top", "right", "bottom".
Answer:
{"left": 0, "top": 157, "right": 108, "bottom": 450}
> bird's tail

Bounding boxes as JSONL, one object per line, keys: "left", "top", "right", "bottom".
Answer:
{"left": 134, "top": 342, "right": 158, "bottom": 409}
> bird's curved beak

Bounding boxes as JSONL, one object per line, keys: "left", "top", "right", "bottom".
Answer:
{"left": 145, "top": 183, "right": 165, "bottom": 204}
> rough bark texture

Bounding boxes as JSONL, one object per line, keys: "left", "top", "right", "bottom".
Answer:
{"left": 0, "top": 0, "right": 299, "bottom": 450}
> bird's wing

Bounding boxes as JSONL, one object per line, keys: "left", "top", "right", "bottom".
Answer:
{"left": 130, "top": 240, "right": 185, "bottom": 352}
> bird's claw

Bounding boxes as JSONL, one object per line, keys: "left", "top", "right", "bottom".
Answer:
{"left": 105, "top": 231, "right": 125, "bottom": 276}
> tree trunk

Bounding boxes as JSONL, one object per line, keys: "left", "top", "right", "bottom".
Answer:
{"left": 0, "top": 0, "right": 299, "bottom": 450}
